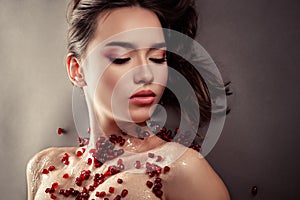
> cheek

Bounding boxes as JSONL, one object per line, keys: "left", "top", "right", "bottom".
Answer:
{"left": 154, "top": 65, "right": 168, "bottom": 89}
{"left": 96, "top": 68, "right": 121, "bottom": 106}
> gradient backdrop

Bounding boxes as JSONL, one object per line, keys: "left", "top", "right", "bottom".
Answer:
{"left": 0, "top": 0, "right": 299, "bottom": 199}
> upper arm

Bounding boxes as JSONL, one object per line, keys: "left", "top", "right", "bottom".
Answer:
{"left": 165, "top": 149, "right": 230, "bottom": 200}
{"left": 26, "top": 148, "right": 56, "bottom": 200}
{"left": 26, "top": 154, "right": 40, "bottom": 200}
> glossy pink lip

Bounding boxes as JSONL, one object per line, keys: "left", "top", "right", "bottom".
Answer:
{"left": 129, "top": 90, "right": 156, "bottom": 105}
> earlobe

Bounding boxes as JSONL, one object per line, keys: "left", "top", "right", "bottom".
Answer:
{"left": 66, "top": 54, "right": 87, "bottom": 87}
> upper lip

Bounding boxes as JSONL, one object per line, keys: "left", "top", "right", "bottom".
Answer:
{"left": 130, "top": 90, "right": 156, "bottom": 98}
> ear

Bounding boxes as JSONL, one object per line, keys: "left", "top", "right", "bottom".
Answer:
{"left": 66, "top": 54, "right": 87, "bottom": 87}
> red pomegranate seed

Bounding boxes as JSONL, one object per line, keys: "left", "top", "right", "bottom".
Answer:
{"left": 61, "top": 153, "right": 70, "bottom": 165}
{"left": 57, "top": 128, "right": 64, "bottom": 135}
{"left": 63, "top": 173, "right": 69, "bottom": 178}
{"left": 109, "top": 186, "right": 115, "bottom": 194}
{"left": 154, "top": 189, "right": 163, "bottom": 198}
{"left": 135, "top": 160, "right": 141, "bottom": 169}
{"left": 76, "top": 151, "right": 83, "bottom": 157}
{"left": 146, "top": 180, "right": 153, "bottom": 188}
{"left": 156, "top": 155, "right": 163, "bottom": 162}
{"left": 113, "top": 195, "right": 121, "bottom": 200}
{"left": 45, "top": 188, "right": 51, "bottom": 193}
{"left": 121, "top": 189, "right": 128, "bottom": 197}
{"left": 99, "top": 191, "right": 106, "bottom": 197}
{"left": 87, "top": 158, "right": 92, "bottom": 165}
{"left": 117, "top": 178, "right": 123, "bottom": 184}
{"left": 148, "top": 152, "right": 155, "bottom": 158}
{"left": 52, "top": 182, "right": 59, "bottom": 190}
{"left": 50, "top": 193, "right": 57, "bottom": 199}
{"left": 89, "top": 185, "right": 95, "bottom": 191}
{"left": 48, "top": 165, "right": 55, "bottom": 171}
{"left": 117, "top": 158, "right": 123, "bottom": 165}
{"left": 42, "top": 169, "right": 49, "bottom": 174}
{"left": 163, "top": 166, "right": 170, "bottom": 173}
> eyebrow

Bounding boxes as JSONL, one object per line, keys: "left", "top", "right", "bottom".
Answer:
{"left": 104, "top": 41, "right": 166, "bottom": 50}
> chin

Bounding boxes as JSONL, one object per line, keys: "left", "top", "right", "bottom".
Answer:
{"left": 128, "top": 109, "right": 152, "bottom": 124}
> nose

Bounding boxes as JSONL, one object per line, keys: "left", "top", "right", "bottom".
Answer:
{"left": 133, "top": 57, "right": 154, "bottom": 85}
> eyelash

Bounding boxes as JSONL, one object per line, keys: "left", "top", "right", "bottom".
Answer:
{"left": 108, "top": 57, "right": 167, "bottom": 65}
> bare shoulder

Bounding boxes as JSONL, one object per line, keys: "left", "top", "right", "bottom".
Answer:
{"left": 26, "top": 146, "right": 77, "bottom": 200}
{"left": 164, "top": 143, "right": 230, "bottom": 200}
{"left": 27, "top": 146, "right": 77, "bottom": 172}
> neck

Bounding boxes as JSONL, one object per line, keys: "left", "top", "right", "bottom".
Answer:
{"left": 87, "top": 115, "right": 166, "bottom": 153}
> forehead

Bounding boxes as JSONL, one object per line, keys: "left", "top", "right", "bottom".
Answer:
{"left": 86, "top": 7, "right": 165, "bottom": 54}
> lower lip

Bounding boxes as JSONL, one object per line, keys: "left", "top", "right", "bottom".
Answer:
{"left": 129, "top": 96, "right": 155, "bottom": 105}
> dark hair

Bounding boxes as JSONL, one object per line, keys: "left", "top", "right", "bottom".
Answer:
{"left": 67, "top": 0, "right": 232, "bottom": 147}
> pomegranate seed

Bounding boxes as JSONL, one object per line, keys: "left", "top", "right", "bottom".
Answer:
{"left": 154, "top": 189, "right": 163, "bottom": 198}
{"left": 155, "top": 178, "right": 161, "bottom": 183}
{"left": 57, "top": 128, "right": 64, "bottom": 135}
{"left": 45, "top": 188, "right": 51, "bottom": 193}
{"left": 99, "top": 191, "right": 106, "bottom": 197}
{"left": 109, "top": 186, "right": 115, "bottom": 194}
{"left": 156, "top": 155, "right": 163, "bottom": 162}
{"left": 42, "top": 169, "right": 49, "bottom": 174}
{"left": 50, "top": 193, "right": 57, "bottom": 199}
{"left": 52, "top": 182, "right": 59, "bottom": 190}
{"left": 135, "top": 160, "right": 141, "bottom": 169}
{"left": 148, "top": 152, "right": 154, "bottom": 158}
{"left": 121, "top": 189, "right": 128, "bottom": 197}
{"left": 63, "top": 173, "right": 69, "bottom": 178}
{"left": 113, "top": 195, "right": 121, "bottom": 200}
{"left": 163, "top": 166, "right": 170, "bottom": 173}
{"left": 117, "top": 158, "right": 123, "bottom": 165}
{"left": 48, "top": 165, "right": 55, "bottom": 171}
{"left": 88, "top": 185, "right": 95, "bottom": 191}
{"left": 76, "top": 151, "right": 83, "bottom": 157}
{"left": 87, "top": 158, "right": 92, "bottom": 165}
{"left": 146, "top": 180, "right": 153, "bottom": 188}
{"left": 117, "top": 178, "right": 123, "bottom": 184}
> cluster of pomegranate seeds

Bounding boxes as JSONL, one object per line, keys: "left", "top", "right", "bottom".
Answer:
{"left": 61, "top": 153, "right": 70, "bottom": 165}
{"left": 78, "top": 137, "right": 90, "bottom": 147}
{"left": 75, "top": 170, "right": 91, "bottom": 186}
{"left": 154, "top": 127, "right": 202, "bottom": 152}
{"left": 88, "top": 135, "right": 125, "bottom": 167}
{"left": 45, "top": 182, "right": 59, "bottom": 199}
{"left": 42, "top": 165, "right": 56, "bottom": 174}
{"left": 46, "top": 135, "right": 131, "bottom": 199}
{"left": 141, "top": 152, "right": 171, "bottom": 199}
{"left": 58, "top": 188, "right": 80, "bottom": 197}
{"left": 145, "top": 168, "right": 166, "bottom": 198}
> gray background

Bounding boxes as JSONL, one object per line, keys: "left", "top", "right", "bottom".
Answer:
{"left": 0, "top": 0, "right": 299, "bottom": 199}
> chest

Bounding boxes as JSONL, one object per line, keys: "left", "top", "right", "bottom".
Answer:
{"left": 35, "top": 168, "right": 165, "bottom": 200}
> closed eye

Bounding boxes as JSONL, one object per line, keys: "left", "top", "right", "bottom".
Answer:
{"left": 109, "top": 57, "right": 131, "bottom": 65}
{"left": 149, "top": 58, "right": 167, "bottom": 64}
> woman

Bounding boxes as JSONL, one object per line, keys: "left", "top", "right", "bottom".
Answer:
{"left": 27, "top": 0, "right": 231, "bottom": 199}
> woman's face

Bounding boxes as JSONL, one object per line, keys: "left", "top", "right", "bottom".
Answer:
{"left": 82, "top": 7, "right": 168, "bottom": 126}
